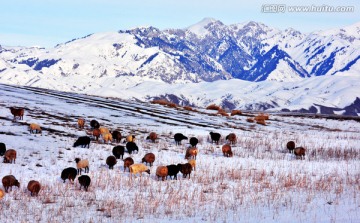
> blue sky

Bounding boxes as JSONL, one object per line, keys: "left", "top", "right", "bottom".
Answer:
{"left": 1, "top": 0, "right": 359, "bottom": 48}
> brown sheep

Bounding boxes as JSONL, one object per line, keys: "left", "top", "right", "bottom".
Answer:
{"left": 222, "top": 144, "right": 233, "bottom": 157}
{"left": 77, "top": 118, "right": 85, "bottom": 129}
{"left": 123, "top": 157, "right": 134, "bottom": 172}
{"left": 10, "top": 107, "right": 24, "bottom": 120}
{"left": 0, "top": 189, "right": 4, "bottom": 199}
{"left": 178, "top": 163, "right": 192, "bottom": 179}
{"left": 294, "top": 147, "right": 306, "bottom": 160}
{"left": 27, "top": 180, "right": 41, "bottom": 196}
{"left": 3, "top": 149, "right": 16, "bottom": 163}
{"left": 185, "top": 147, "right": 198, "bottom": 160}
{"left": 287, "top": 141, "right": 296, "bottom": 153}
{"left": 225, "top": 133, "right": 237, "bottom": 145}
{"left": 156, "top": 166, "right": 168, "bottom": 181}
{"left": 93, "top": 129, "right": 101, "bottom": 141}
{"left": 142, "top": 153, "right": 155, "bottom": 167}
{"left": 112, "top": 130, "right": 122, "bottom": 143}
{"left": 2, "top": 175, "right": 20, "bottom": 192}
{"left": 146, "top": 132, "right": 158, "bottom": 143}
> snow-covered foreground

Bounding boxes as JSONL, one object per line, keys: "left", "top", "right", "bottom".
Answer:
{"left": 0, "top": 84, "right": 359, "bottom": 223}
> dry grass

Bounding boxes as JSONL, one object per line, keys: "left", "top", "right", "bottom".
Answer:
{"left": 217, "top": 109, "right": 229, "bottom": 117}
{"left": 246, "top": 117, "right": 255, "bottom": 123}
{"left": 206, "top": 104, "right": 221, "bottom": 111}
{"left": 230, "top": 110, "right": 242, "bottom": 116}
{"left": 183, "top": 106, "right": 193, "bottom": 111}
{"left": 151, "top": 99, "right": 177, "bottom": 108}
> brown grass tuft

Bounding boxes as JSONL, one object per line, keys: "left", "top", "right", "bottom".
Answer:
{"left": 230, "top": 110, "right": 242, "bottom": 116}
{"left": 206, "top": 104, "right": 220, "bottom": 111}
{"left": 151, "top": 99, "right": 177, "bottom": 108}
{"left": 183, "top": 106, "right": 193, "bottom": 111}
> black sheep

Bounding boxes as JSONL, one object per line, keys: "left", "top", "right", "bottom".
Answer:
{"left": 112, "top": 130, "right": 122, "bottom": 143}
{"left": 60, "top": 167, "right": 77, "bottom": 183}
{"left": 209, "top": 132, "right": 221, "bottom": 144}
{"left": 287, "top": 141, "right": 296, "bottom": 153}
{"left": 178, "top": 163, "right": 192, "bottom": 179}
{"left": 78, "top": 175, "right": 91, "bottom": 191}
{"left": 126, "top": 142, "right": 138, "bottom": 154}
{"left": 166, "top": 164, "right": 181, "bottom": 180}
{"left": 73, "top": 136, "right": 91, "bottom": 148}
{"left": 106, "top": 156, "right": 117, "bottom": 169}
{"left": 112, "top": 146, "right": 125, "bottom": 159}
{"left": 90, "top": 120, "right": 100, "bottom": 129}
{"left": 0, "top": 143, "right": 6, "bottom": 156}
{"left": 174, "top": 133, "right": 188, "bottom": 145}
{"left": 189, "top": 137, "right": 199, "bottom": 147}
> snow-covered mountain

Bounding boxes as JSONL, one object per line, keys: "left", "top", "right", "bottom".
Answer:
{"left": 0, "top": 19, "right": 360, "bottom": 115}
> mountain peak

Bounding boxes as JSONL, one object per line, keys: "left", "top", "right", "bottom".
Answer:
{"left": 186, "top": 17, "right": 223, "bottom": 36}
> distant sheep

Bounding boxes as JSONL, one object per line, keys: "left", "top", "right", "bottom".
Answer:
{"left": 27, "top": 180, "right": 41, "bottom": 196}
{"left": 90, "top": 119, "right": 100, "bottom": 129}
{"left": 102, "top": 133, "right": 113, "bottom": 144}
{"left": 112, "top": 146, "right": 125, "bottom": 159}
{"left": 74, "top": 158, "right": 89, "bottom": 175}
{"left": 93, "top": 129, "right": 101, "bottom": 141}
{"left": 189, "top": 137, "right": 199, "bottom": 147}
{"left": 0, "top": 189, "right": 4, "bottom": 199}
{"left": 146, "top": 132, "right": 158, "bottom": 143}
{"left": 2, "top": 175, "right": 20, "bottom": 192}
{"left": 77, "top": 118, "right": 85, "bottom": 129}
{"left": 142, "top": 153, "right": 155, "bottom": 167}
{"left": 10, "top": 107, "right": 24, "bottom": 120}
{"left": 60, "top": 167, "right": 77, "bottom": 183}
{"left": 112, "top": 130, "right": 122, "bottom": 143}
{"left": 294, "top": 147, "right": 306, "bottom": 160}
{"left": 29, "top": 123, "right": 42, "bottom": 134}
{"left": 126, "top": 135, "right": 136, "bottom": 143}
{"left": 126, "top": 142, "right": 138, "bottom": 154}
{"left": 166, "top": 164, "right": 181, "bottom": 180}
{"left": 99, "top": 127, "right": 110, "bottom": 135}
{"left": 225, "top": 133, "right": 236, "bottom": 145}
{"left": 106, "top": 156, "right": 117, "bottom": 169}
{"left": 287, "top": 141, "right": 296, "bottom": 153}
{"left": 3, "top": 149, "right": 16, "bottom": 164}
{"left": 129, "top": 163, "right": 150, "bottom": 179}
{"left": 188, "top": 159, "right": 196, "bottom": 171}
{"left": 73, "top": 136, "right": 90, "bottom": 148}
{"left": 178, "top": 163, "right": 192, "bottom": 179}
{"left": 209, "top": 132, "right": 221, "bottom": 144}
{"left": 78, "top": 175, "right": 91, "bottom": 191}
{"left": 185, "top": 147, "right": 198, "bottom": 160}
{"left": 123, "top": 157, "right": 134, "bottom": 172}
{"left": 0, "top": 142, "right": 6, "bottom": 156}
{"left": 156, "top": 166, "right": 168, "bottom": 181}
{"left": 222, "top": 144, "right": 233, "bottom": 157}
{"left": 174, "top": 133, "right": 188, "bottom": 145}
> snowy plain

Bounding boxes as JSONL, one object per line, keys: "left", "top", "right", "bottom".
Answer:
{"left": 0, "top": 83, "right": 360, "bottom": 223}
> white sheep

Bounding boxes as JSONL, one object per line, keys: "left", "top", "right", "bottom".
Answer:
{"left": 126, "top": 135, "right": 135, "bottom": 143}
{"left": 129, "top": 163, "right": 150, "bottom": 179}
{"left": 29, "top": 123, "right": 42, "bottom": 134}
{"left": 188, "top": 159, "right": 196, "bottom": 171}
{"left": 74, "top": 158, "right": 89, "bottom": 175}
{"left": 0, "top": 189, "right": 4, "bottom": 199}
{"left": 102, "top": 133, "right": 113, "bottom": 144}
{"left": 99, "top": 127, "right": 110, "bottom": 135}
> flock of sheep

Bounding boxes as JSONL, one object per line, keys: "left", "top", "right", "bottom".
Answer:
{"left": 0, "top": 106, "right": 306, "bottom": 199}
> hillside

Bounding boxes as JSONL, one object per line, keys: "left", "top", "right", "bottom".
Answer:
{"left": 0, "top": 84, "right": 360, "bottom": 222}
